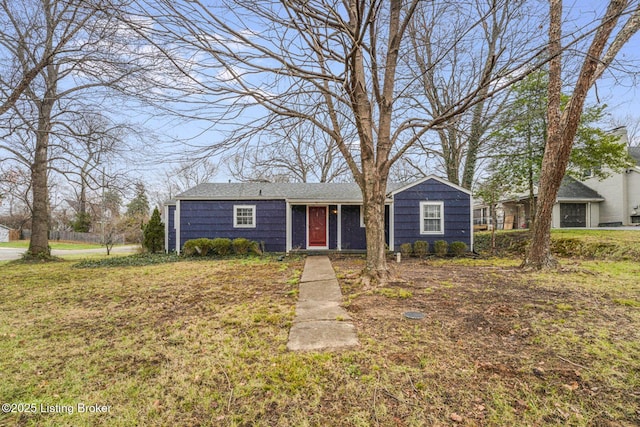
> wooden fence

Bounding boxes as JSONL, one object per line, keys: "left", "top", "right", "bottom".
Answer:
{"left": 22, "top": 230, "right": 125, "bottom": 245}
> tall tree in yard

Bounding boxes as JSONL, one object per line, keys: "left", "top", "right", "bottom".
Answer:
{"left": 405, "top": 0, "right": 535, "bottom": 189}
{"left": 490, "top": 70, "right": 632, "bottom": 228}
{"left": 0, "top": 0, "right": 151, "bottom": 258}
{"left": 124, "top": 182, "right": 149, "bottom": 244}
{"left": 524, "top": 0, "right": 640, "bottom": 269}
{"left": 124, "top": 0, "right": 546, "bottom": 284}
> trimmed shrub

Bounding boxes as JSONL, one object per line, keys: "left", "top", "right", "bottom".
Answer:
{"left": 413, "top": 240, "right": 429, "bottom": 257}
{"left": 400, "top": 243, "right": 413, "bottom": 257}
{"left": 450, "top": 241, "right": 468, "bottom": 256}
{"left": 250, "top": 241, "right": 264, "bottom": 255}
{"left": 232, "top": 238, "right": 252, "bottom": 255}
{"left": 183, "top": 238, "right": 214, "bottom": 256}
{"left": 433, "top": 240, "right": 448, "bottom": 256}
{"left": 211, "top": 238, "right": 232, "bottom": 255}
{"left": 143, "top": 207, "right": 165, "bottom": 253}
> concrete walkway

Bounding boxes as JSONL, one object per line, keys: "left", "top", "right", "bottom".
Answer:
{"left": 287, "top": 256, "right": 359, "bottom": 351}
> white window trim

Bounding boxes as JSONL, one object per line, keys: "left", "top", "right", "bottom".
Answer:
{"left": 420, "top": 201, "right": 444, "bottom": 235}
{"left": 233, "top": 205, "right": 256, "bottom": 228}
{"left": 359, "top": 205, "right": 365, "bottom": 228}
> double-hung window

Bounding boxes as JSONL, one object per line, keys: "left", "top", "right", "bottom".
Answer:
{"left": 234, "top": 205, "right": 256, "bottom": 228}
{"left": 420, "top": 201, "right": 444, "bottom": 234}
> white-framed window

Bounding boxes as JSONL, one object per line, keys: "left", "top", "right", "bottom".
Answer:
{"left": 360, "top": 205, "right": 365, "bottom": 228}
{"left": 420, "top": 201, "right": 444, "bottom": 234}
{"left": 233, "top": 205, "right": 256, "bottom": 228}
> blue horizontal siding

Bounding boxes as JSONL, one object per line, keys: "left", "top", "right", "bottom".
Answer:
{"left": 341, "top": 205, "right": 389, "bottom": 250}
{"left": 341, "top": 205, "right": 366, "bottom": 249}
{"left": 179, "top": 200, "right": 286, "bottom": 252}
{"left": 291, "top": 205, "right": 306, "bottom": 249}
{"left": 393, "top": 179, "right": 471, "bottom": 249}
{"left": 167, "top": 206, "right": 176, "bottom": 252}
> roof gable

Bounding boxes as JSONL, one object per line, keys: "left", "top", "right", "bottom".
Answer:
{"left": 389, "top": 175, "right": 472, "bottom": 196}
{"left": 557, "top": 176, "right": 604, "bottom": 200}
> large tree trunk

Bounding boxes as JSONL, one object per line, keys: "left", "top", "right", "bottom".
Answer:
{"left": 523, "top": 0, "right": 563, "bottom": 269}
{"left": 361, "top": 174, "right": 390, "bottom": 286}
{"left": 28, "top": 95, "right": 55, "bottom": 257}
{"left": 524, "top": 0, "right": 633, "bottom": 269}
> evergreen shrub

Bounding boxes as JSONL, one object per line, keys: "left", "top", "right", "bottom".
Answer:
{"left": 143, "top": 208, "right": 165, "bottom": 253}
{"left": 413, "top": 241, "right": 429, "bottom": 257}
{"left": 183, "top": 238, "right": 214, "bottom": 256}
{"left": 400, "top": 243, "right": 413, "bottom": 257}
{"left": 450, "top": 241, "right": 468, "bottom": 256}
{"left": 211, "top": 238, "right": 232, "bottom": 255}
{"left": 232, "top": 238, "right": 252, "bottom": 255}
{"left": 433, "top": 240, "right": 448, "bottom": 256}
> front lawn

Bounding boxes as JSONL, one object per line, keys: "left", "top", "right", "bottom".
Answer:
{"left": 0, "top": 240, "right": 104, "bottom": 250}
{"left": 0, "top": 255, "right": 638, "bottom": 426}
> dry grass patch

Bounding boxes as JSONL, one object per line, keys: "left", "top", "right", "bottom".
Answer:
{"left": 1, "top": 255, "right": 638, "bottom": 426}
{"left": 332, "top": 256, "right": 640, "bottom": 426}
{"left": 0, "top": 258, "right": 309, "bottom": 426}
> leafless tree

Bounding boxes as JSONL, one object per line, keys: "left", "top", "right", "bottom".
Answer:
{"left": 610, "top": 114, "right": 640, "bottom": 146}
{"left": 228, "top": 119, "right": 350, "bottom": 183}
{"left": 524, "top": 0, "right": 640, "bottom": 269}
{"left": 405, "top": 0, "right": 541, "bottom": 189}
{"left": 122, "top": 0, "right": 560, "bottom": 284}
{"left": 0, "top": 0, "right": 88, "bottom": 117}
{"left": 151, "top": 159, "right": 220, "bottom": 209}
{"left": 59, "top": 112, "right": 124, "bottom": 229}
{"left": 0, "top": 164, "right": 32, "bottom": 233}
{"left": 0, "top": 0, "right": 154, "bottom": 257}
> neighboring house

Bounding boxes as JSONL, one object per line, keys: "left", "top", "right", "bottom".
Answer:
{"left": 488, "top": 176, "right": 605, "bottom": 230}
{"left": 474, "top": 129, "right": 640, "bottom": 229}
{"left": 581, "top": 144, "right": 640, "bottom": 226}
{"left": 165, "top": 176, "right": 473, "bottom": 253}
{"left": 0, "top": 224, "right": 10, "bottom": 243}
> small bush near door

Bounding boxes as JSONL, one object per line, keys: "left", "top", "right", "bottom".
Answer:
{"left": 450, "top": 241, "right": 468, "bottom": 256}
{"left": 182, "top": 237, "right": 259, "bottom": 257}
{"left": 211, "top": 238, "right": 232, "bottom": 255}
{"left": 413, "top": 241, "right": 429, "bottom": 257}
{"left": 232, "top": 238, "right": 252, "bottom": 255}
{"left": 183, "top": 238, "right": 215, "bottom": 256}
{"left": 400, "top": 243, "right": 413, "bottom": 257}
{"left": 433, "top": 240, "right": 448, "bottom": 256}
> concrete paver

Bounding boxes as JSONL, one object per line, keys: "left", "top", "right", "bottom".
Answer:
{"left": 287, "top": 256, "right": 359, "bottom": 351}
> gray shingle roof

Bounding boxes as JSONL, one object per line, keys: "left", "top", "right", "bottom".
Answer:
{"left": 176, "top": 182, "right": 404, "bottom": 202}
{"left": 556, "top": 176, "right": 604, "bottom": 200}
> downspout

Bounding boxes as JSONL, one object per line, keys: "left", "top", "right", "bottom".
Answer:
{"left": 286, "top": 201, "right": 291, "bottom": 253}
{"left": 337, "top": 204, "right": 342, "bottom": 251}
{"left": 175, "top": 200, "right": 181, "bottom": 255}
{"left": 164, "top": 205, "right": 169, "bottom": 253}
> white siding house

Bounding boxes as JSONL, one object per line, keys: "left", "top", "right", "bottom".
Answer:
{"left": 581, "top": 131, "right": 640, "bottom": 226}
{"left": 474, "top": 127, "right": 640, "bottom": 229}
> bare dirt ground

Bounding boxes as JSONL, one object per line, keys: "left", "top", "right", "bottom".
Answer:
{"left": 330, "top": 255, "right": 640, "bottom": 426}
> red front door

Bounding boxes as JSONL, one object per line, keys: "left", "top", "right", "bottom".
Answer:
{"left": 308, "top": 206, "right": 327, "bottom": 247}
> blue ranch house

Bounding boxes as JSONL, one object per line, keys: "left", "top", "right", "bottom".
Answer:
{"left": 164, "top": 176, "right": 473, "bottom": 254}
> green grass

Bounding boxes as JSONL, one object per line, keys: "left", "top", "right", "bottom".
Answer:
{"left": 0, "top": 240, "right": 104, "bottom": 250}
{"left": 475, "top": 228, "right": 640, "bottom": 260}
{"left": 1, "top": 254, "right": 638, "bottom": 426}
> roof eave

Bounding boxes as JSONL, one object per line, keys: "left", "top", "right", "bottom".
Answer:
{"left": 389, "top": 175, "right": 472, "bottom": 196}
{"left": 556, "top": 197, "right": 605, "bottom": 202}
